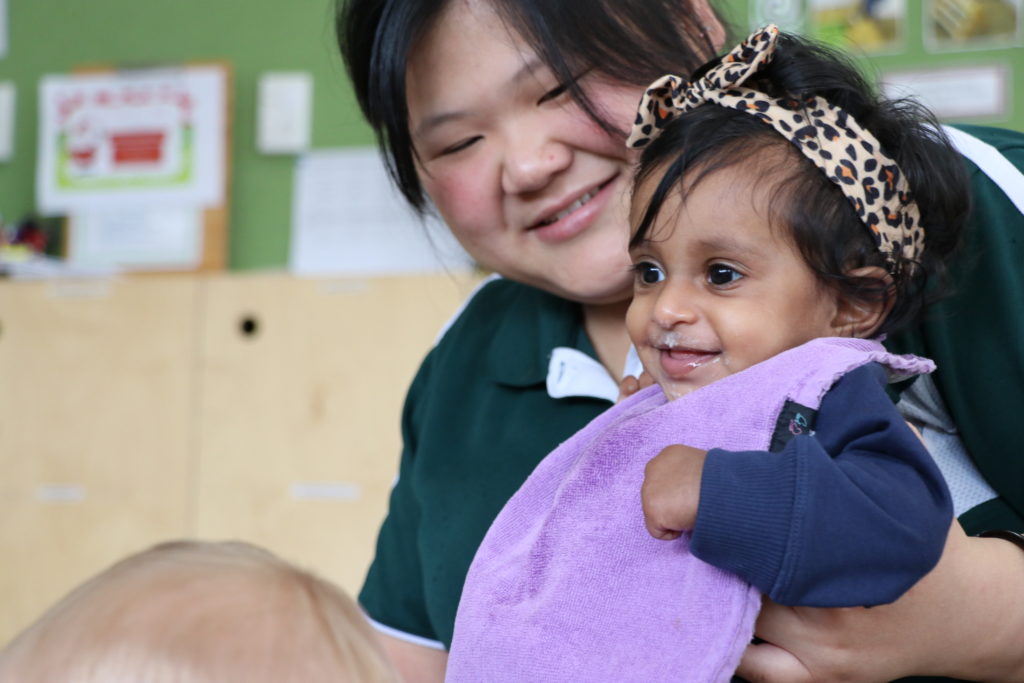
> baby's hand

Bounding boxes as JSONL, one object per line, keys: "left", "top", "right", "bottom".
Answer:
{"left": 617, "top": 371, "right": 656, "bottom": 402}
{"left": 641, "top": 444, "right": 707, "bottom": 540}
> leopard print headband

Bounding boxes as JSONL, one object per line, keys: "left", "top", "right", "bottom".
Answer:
{"left": 626, "top": 25, "right": 924, "bottom": 270}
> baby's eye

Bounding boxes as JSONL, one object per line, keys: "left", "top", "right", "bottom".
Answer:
{"left": 707, "top": 264, "right": 742, "bottom": 286}
{"left": 632, "top": 261, "right": 665, "bottom": 285}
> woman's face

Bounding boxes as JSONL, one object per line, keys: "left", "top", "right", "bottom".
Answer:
{"left": 405, "top": 0, "right": 641, "bottom": 304}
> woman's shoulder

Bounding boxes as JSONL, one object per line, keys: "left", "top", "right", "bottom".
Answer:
{"left": 433, "top": 275, "right": 578, "bottom": 349}
{"left": 944, "top": 124, "right": 1024, "bottom": 180}
{"left": 949, "top": 124, "right": 1024, "bottom": 151}
{"left": 943, "top": 124, "right": 1024, "bottom": 230}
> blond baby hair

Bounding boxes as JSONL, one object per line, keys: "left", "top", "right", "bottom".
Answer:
{"left": 0, "top": 540, "right": 398, "bottom": 683}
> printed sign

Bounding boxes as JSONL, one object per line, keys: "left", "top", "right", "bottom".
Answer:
{"left": 808, "top": 0, "right": 907, "bottom": 54}
{"left": 37, "top": 66, "right": 226, "bottom": 214}
{"left": 924, "top": 0, "right": 1022, "bottom": 51}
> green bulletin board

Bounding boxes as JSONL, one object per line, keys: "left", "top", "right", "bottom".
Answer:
{"left": 0, "top": 0, "right": 374, "bottom": 270}
{"left": 0, "top": 0, "right": 1019, "bottom": 270}
{"left": 734, "top": 0, "right": 1024, "bottom": 132}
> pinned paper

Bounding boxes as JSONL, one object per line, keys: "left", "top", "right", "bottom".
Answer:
{"left": 257, "top": 72, "right": 312, "bottom": 154}
{"left": 0, "top": 81, "right": 13, "bottom": 161}
{"left": 68, "top": 207, "right": 203, "bottom": 270}
{"left": 289, "top": 148, "right": 474, "bottom": 276}
{"left": 0, "top": 0, "right": 7, "bottom": 60}
{"left": 882, "top": 64, "right": 1009, "bottom": 121}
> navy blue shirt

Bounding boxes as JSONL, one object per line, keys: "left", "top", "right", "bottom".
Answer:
{"left": 693, "top": 363, "right": 953, "bottom": 607}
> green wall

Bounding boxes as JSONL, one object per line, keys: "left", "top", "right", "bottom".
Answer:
{"left": 0, "top": 0, "right": 374, "bottom": 269}
{"left": 0, "top": 1, "right": 1020, "bottom": 269}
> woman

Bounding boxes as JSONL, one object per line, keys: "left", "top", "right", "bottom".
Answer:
{"left": 335, "top": 0, "right": 1024, "bottom": 680}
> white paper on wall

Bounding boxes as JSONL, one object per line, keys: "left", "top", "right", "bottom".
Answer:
{"left": 68, "top": 207, "right": 203, "bottom": 270}
{"left": 882, "top": 64, "right": 1009, "bottom": 121}
{"left": 0, "top": 0, "right": 7, "bottom": 60}
{"left": 289, "top": 148, "right": 474, "bottom": 276}
{"left": 257, "top": 71, "right": 312, "bottom": 154}
{"left": 0, "top": 81, "right": 14, "bottom": 161}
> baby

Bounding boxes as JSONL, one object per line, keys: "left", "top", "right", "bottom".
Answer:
{"left": 0, "top": 540, "right": 398, "bottom": 682}
{"left": 447, "top": 26, "right": 966, "bottom": 682}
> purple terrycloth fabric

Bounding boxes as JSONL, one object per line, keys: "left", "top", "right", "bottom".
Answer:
{"left": 446, "top": 338, "right": 933, "bottom": 682}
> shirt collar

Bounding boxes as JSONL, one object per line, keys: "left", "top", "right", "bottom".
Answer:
{"left": 484, "top": 286, "right": 581, "bottom": 388}
{"left": 482, "top": 281, "right": 642, "bottom": 403}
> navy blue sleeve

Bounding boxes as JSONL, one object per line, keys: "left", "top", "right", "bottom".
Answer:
{"left": 689, "top": 363, "right": 953, "bottom": 607}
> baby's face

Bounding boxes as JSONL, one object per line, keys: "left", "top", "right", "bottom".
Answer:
{"left": 626, "top": 165, "right": 842, "bottom": 401}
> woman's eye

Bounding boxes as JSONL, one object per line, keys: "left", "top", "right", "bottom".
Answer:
{"left": 707, "top": 264, "right": 742, "bottom": 286}
{"left": 440, "top": 136, "right": 482, "bottom": 156}
{"left": 632, "top": 262, "right": 665, "bottom": 285}
{"left": 538, "top": 69, "right": 592, "bottom": 106}
{"left": 537, "top": 83, "right": 569, "bottom": 105}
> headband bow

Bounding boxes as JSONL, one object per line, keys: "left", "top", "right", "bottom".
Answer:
{"left": 626, "top": 25, "right": 924, "bottom": 271}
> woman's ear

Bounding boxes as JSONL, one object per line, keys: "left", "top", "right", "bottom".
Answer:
{"left": 830, "top": 266, "right": 894, "bottom": 339}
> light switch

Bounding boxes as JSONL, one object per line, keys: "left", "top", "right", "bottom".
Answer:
{"left": 256, "top": 72, "right": 312, "bottom": 154}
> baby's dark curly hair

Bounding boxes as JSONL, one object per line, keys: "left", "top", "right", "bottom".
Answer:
{"left": 631, "top": 32, "right": 970, "bottom": 335}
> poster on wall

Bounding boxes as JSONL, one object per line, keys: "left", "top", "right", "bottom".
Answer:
{"left": 36, "top": 65, "right": 226, "bottom": 215}
{"left": 68, "top": 207, "right": 203, "bottom": 271}
{"left": 749, "top": 0, "right": 805, "bottom": 33}
{"left": 0, "top": 0, "right": 8, "bottom": 59}
{"left": 924, "top": 0, "right": 1022, "bottom": 51}
{"left": 808, "top": 0, "right": 906, "bottom": 54}
{"left": 882, "top": 64, "right": 1010, "bottom": 121}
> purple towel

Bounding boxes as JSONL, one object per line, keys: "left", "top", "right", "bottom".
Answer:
{"left": 447, "top": 337, "right": 933, "bottom": 682}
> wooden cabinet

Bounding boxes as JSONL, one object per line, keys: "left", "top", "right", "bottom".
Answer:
{"left": 193, "top": 273, "right": 478, "bottom": 593}
{"left": 0, "top": 272, "right": 478, "bottom": 645}
{"left": 0, "top": 277, "right": 198, "bottom": 642}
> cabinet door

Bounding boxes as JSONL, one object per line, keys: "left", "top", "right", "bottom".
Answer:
{"left": 0, "top": 278, "right": 198, "bottom": 644}
{"left": 194, "top": 273, "right": 479, "bottom": 594}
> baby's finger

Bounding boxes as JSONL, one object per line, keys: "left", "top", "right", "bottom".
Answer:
{"left": 617, "top": 375, "right": 641, "bottom": 402}
{"left": 648, "top": 525, "right": 682, "bottom": 541}
{"left": 641, "top": 484, "right": 682, "bottom": 540}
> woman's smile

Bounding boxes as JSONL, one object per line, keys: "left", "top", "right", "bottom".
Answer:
{"left": 526, "top": 174, "right": 621, "bottom": 244}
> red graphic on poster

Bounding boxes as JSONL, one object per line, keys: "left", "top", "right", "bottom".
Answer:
{"left": 110, "top": 131, "right": 166, "bottom": 164}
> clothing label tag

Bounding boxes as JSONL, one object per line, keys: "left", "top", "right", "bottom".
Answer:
{"left": 769, "top": 400, "right": 817, "bottom": 452}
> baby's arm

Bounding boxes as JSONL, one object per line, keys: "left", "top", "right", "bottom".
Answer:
{"left": 688, "top": 363, "right": 953, "bottom": 607}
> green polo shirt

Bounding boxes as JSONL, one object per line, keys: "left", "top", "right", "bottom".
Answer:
{"left": 879, "top": 125, "right": 1024, "bottom": 683}
{"left": 888, "top": 125, "right": 1024, "bottom": 538}
{"left": 358, "top": 278, "right": 613, "bottom": 649}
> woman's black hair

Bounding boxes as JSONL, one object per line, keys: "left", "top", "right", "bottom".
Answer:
{"left": 632, "top": 33, "right": 970, "bottom": 334}
{"left": 336, "top": 0, "right": 719, "bottom": 212}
